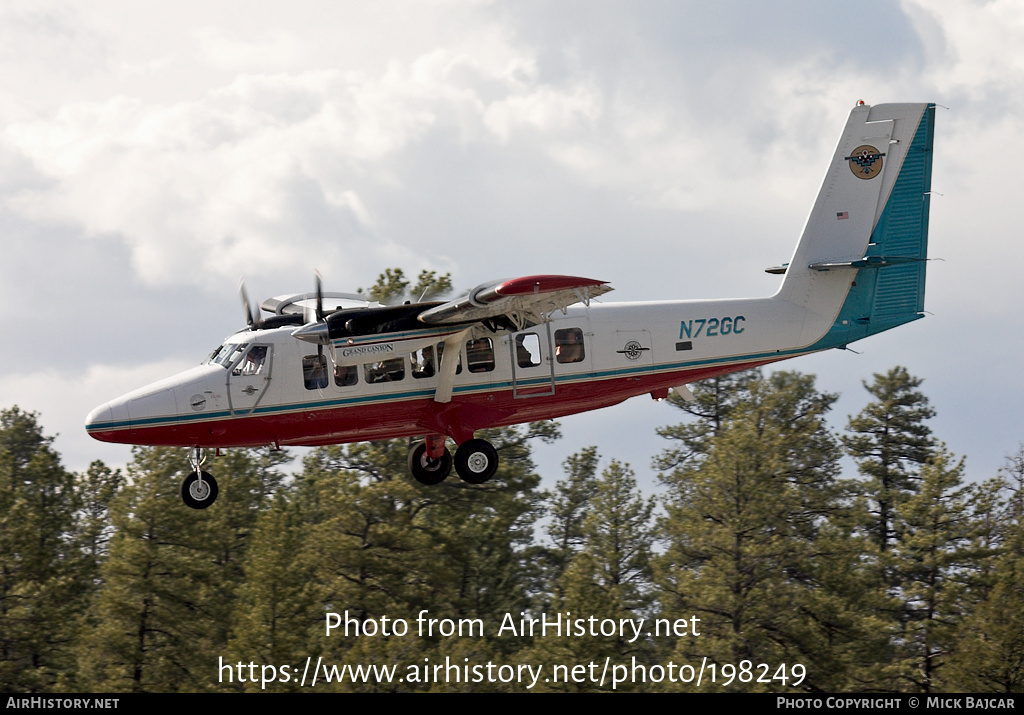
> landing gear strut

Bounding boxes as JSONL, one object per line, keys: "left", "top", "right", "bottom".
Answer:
{"left": 182, "top": 447, "right": 219, "bottom": 509}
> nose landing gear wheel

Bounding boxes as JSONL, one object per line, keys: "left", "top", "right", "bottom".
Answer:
{"left": 408, "top": 442, "right": 452, "bottom": 485}
{"left": 454, "top": 439, "right": 499, "bottom": 484}
{"left": 181, "top": 470, "right": 219, "bottom": 509}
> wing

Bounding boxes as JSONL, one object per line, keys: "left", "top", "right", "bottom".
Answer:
{"left": 417, "top": 274, "right": 612, "bottom": 329}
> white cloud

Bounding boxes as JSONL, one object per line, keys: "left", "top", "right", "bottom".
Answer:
{"left": 192, "top": 26, "right": 306, "bottom": 72}
{"left": 903, "top": 0, "right": 1024, "bottom": 101}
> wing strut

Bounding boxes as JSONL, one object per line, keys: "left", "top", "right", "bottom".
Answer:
{"left": 434, "top": 328, "right": 472, "bottom": 404}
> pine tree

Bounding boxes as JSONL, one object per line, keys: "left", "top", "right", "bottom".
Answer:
{"left": 845, "top": 367, "right": 936, "bottom": 552}
{"left": 540, "top": 446, "right": 600, "bottom": 597}
{"left": 524, "top": 458, "right": 656, "bottom": 692}
{"left": 655, "top": 372, "right": 861, "bottom": 691}
{"left": 944, "top": 449, "right": 1024, "bottom": 692}
{"left": 360, "top": 268, "right": 453, "bottom": 303}
{"left": 292, "top": 423, "right": 551, "bottom": 691}
{"left": 581, "top": 460, "right": 655, "bottom": 614}
{"left": 0, "top": 407, "right": 82, "bottom": 692}
{"left": 884, "top": 449, "right": 974, "bottom": 692}
{"left": 224, "top": 495, "right": 319, "bottom": 692}
{"left": 654, "top": 369, "right": 761, "bottom": 472}
{"left": 74, "top": 461, "right": 124, "bottom": 583}
{"left": 77, "top": 446, "right": 287, "bottom": 692}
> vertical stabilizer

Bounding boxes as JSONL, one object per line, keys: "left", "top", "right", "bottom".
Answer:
{"left": 776, "top": 102, "right": 935, "bottom": 350}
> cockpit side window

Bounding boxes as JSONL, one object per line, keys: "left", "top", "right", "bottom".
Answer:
{"left": 235, "top": 345, "right": 268, "bottom": 376}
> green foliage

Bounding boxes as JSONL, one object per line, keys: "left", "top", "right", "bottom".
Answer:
{"left": 540, "top": 446, "right": 600, "bottom": 594}
{"left": 0, "top": 407, "right": 82, "bottom": 693}
{"left": 526, "top": 453, "right": 657, "bottom": 691}
{"left": 360, "top": 268, "right": 453, "bottom": 303}
{"left": 845, "top": 366, "right": 937, "bottom": 552}
{"left": 75, "top": 461, "right": 124, "bottom": 579}
{"left": 76, "top": 446, "right": 288, "bottom": 692}
{"left": 654, "top": 369, "right": 761, "bottom": 472}
{"left": 6, "top": 361, "right": 1024, "bottom": 693}
{"left": 881, "top": 449, "right": 974, "bottom": 692}
{"left": 655, "top": 372, "right": 858, "bottom": 691}
{"left": 581, "top": 460, "right": 655, "bottom": 612}
{"left": 282, "top": 424, "right": 552, "bottom": 691}
{"left": 944, "top": 449, "right": 1024, "bottom": 692}
{"left": 225, "top": 496, "right": 319, "bottom": 692}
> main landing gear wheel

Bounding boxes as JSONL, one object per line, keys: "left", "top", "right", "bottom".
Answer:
{"left": 181, "top": 470, "right": 219, "bottom": 509}
{"left": 408, "top": 442, "right": 452, "bottom": 485}
{"left": 454, "top": 439, "right": 499, "bottom": 484}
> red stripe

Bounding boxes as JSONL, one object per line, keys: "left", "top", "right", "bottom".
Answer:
{"left": 89, "top": 358, "right": 777, "bottom": 448}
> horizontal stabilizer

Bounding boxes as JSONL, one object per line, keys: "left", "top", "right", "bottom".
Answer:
{"left": 809, "top": 256, "right": 928, "bottom": 271}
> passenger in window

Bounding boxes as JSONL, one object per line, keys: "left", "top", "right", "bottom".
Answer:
{"left": 555, "top": 328, "right": 585, "bottom": 363}
{"left": 334, "top": 364, "right": 358, "bottom": 386}
{"left": 412, "top": 347, "right": 435, "bottom": 378}
{"left": 437, "top": 342, "right": 462, "bottom": 374}
{"left": 303, "top": 355, "right": 328, "bottom": 389}
{"left": 467, "top": 338, "right": 495, "bottom": 373}
{"left": 365, "top": 357, "right": 405, "bottom": 383}
{"left": 239, "top": 345, "right": 268, "bottom": 376}
{"left": 516, "top": 333, "right": 541, "bottom": 368}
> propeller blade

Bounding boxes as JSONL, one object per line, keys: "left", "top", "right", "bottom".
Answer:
{"left": 239, "top": 279, "right": 259, "bottom": 330}
{"left": 315, "top": 270, "right": 325, "bottom": 322}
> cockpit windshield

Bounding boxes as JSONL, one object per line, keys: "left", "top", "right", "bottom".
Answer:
{"left": 209, "top": 341, "right": 249, "bottom": 368}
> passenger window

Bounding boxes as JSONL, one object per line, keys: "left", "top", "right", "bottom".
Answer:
{"left": 515, "top": 333, "right": 542, "bottom": 368}
{"left": 334, "top": 363, "right": 358, "bottom": 387}
{"left": 303, "top": 355, "right": 329, "bottom": 389}
{"left": 466, "top": 338, "right": 495, "bottom": 373}
{"left": 555, "top": 328, "right": 585, "bottom": 364}
{"left": 411, "top": 346, "right": 435, "bottom": 379}
{"left": 436, "top": 342, "right": 462, "bottom": 374}
{"left": 364, "top": 357, "right": 405, "bottom": 384}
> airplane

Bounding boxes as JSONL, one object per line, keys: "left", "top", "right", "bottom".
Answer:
{"left": 86, "top": 101, "right": 936, "bottom": 509}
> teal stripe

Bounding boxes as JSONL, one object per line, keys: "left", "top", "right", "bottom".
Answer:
{"left": 86, "top": 347, "right": 798, "bottom": 432}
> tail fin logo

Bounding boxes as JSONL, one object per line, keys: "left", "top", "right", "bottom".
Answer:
{"left": 846, "top": 145, "right": 885, "bottom": 179}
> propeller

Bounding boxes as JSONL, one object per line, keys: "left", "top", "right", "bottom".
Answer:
{"left": 294, "top": 271, "right": 331, "bottom": 357}
{"left": 239, "top": 278, "right": 261, "bottom": 331}
{"left": 303, "top": 270, "right": 326, "bottom": 324}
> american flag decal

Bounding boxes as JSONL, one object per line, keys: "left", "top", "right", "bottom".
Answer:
{"left": 837, "top": 211, "right": 849, "bottom": 220}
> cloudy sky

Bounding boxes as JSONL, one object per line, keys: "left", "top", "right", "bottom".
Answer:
{"left": 1, "top": 0, "right": 1021, "bottom": 487}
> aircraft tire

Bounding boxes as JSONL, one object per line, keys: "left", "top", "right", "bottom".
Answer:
{"left": 408, "top": 442, "right": 452, "bottom": 485}
{"left": 181, "top": 471, "right": 219, "bottom": 509}
{"left": 454, "top": 439, "right": 499, "bottom": 484}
